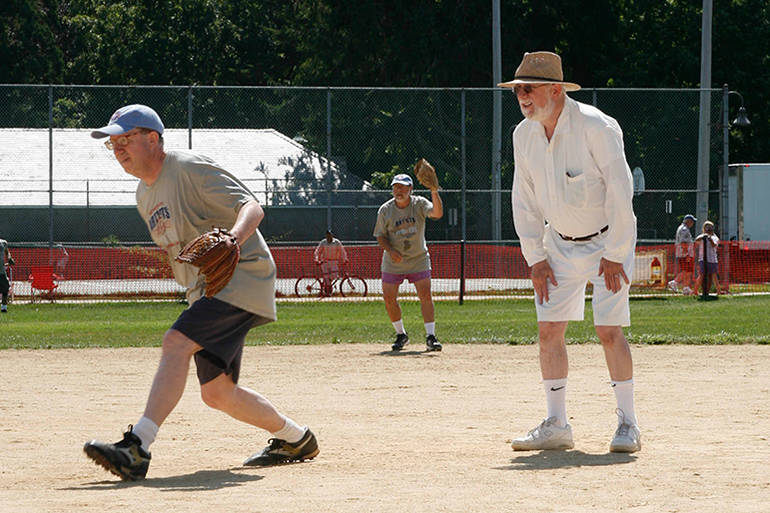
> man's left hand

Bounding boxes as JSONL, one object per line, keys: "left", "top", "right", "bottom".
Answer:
{"left": 598, "top": 258, "right": 629, "bottom": 294}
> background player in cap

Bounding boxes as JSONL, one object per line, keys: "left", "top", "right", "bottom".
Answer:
{"left": 83, "top": 104, "right": 318, "bottom": 480}
{"left": 669, "top": 214, "right": 696, "bottom": 295}
{"left": 374, "top": 160, "right": 443, "bottom": 352}
{"left": 501, "top": 51, "right": 641, "bottom": 453}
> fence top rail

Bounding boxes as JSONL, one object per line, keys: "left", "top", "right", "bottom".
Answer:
{"left": 0, "top": 84, "right": 722, "bottom": 93}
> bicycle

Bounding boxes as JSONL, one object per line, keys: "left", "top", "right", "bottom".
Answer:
{"left": 295, "top": 263, "right": 368, "bottom": 298}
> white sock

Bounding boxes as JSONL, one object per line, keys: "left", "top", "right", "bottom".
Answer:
{"left": 543, "top": 378, "right": 568, "bottom": 428}
{"left": 131, "top": 416, "right": 159, "bottom": 452}
{"left": 270, "top": 417, "right": 306, "bottom": 444}
{"left": 612, "top": 379, "right": 637, "bottom": 425}
{"left": 392, "top": 319, "right": 406, "bottom": 335}
{"left": 424, "top": 322, "right": 435, "bottom": 336}
{"left": 1, "top": 305, "right": 6, "bottom": 311}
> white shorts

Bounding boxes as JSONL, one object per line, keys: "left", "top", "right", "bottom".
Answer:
{"left": 534, "top": 226, "right": 635, "bottom": 327}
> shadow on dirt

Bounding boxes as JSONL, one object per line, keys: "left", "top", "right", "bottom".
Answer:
{"left": 67, "top": 468, "right": 264, "bottom": 491}
{"left": 496, "top": 450, "right": 637, "bottom": 470}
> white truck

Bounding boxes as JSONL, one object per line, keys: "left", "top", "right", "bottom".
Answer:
{"left": 727, "top": 163, "right": 770, "bottom": 241}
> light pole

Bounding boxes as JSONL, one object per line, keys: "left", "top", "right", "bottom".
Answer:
{"left": 720, "top": 84, "right": 750, "bottom": 291}
{"left": 696, "top": 0, "right": 713, "bottom": 232}
{"left": 492, "top": 0, "right": 502, "bottom": 240}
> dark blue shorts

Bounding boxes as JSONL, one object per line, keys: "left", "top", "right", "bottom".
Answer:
{"left": 171, "top": 297, "right": 272, "bottom": 385}
{"left": 699, "top": 261, "right": 718, "bottom": 275}
{"left": 0, "top": 272, "right": 8, "bottom": 295}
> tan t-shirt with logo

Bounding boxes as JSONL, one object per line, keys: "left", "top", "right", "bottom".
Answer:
{"left": 136, "top": 150, "right": 277, "bottom": 321}
{"left": 373, "top": 195, "right": 434, "bottom": 274}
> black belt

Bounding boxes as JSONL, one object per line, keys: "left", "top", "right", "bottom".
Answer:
{"left": 557, "top": 225, "right": 609, "bottom": 242}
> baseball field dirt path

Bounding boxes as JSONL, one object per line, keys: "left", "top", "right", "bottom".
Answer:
{"left": 1, "top": 344, "right": 768, "bottom": 512}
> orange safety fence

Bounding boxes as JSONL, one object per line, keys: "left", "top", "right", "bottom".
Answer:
{"left": 5, "top": 242, "right": 770, "bottom": 300}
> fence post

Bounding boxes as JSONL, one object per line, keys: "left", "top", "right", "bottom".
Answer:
{"left": 461, "top": 90, "right": 467, "bottom": 242}
{"left": 459, "top": 239, "right": 466, "bottom": 305}
{"left": 188, "top": 86, "right": 193, "bottom": 149}
{"left": 700, "top": 236, "right": 711, "bottom": 300}
{"left": 48, "top": 85, "right": 54, "bottom": 250}
{"left": 326, "top": 89, "right": 332, "bottom": 230}
{"left": 720, "top": 84, "right": 730, "bottom": 287}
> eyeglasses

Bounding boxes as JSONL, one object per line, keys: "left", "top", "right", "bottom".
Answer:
{"left": 512, "top": 84, "right": 549, "bottom": 96}
{"left": 104, "top": 132, "right": 141, "bottom": 150}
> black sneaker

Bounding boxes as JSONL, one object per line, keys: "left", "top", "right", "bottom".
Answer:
{"left": 426, "top": 334, "right": 442, "bottom": 352}
{"left": 391, "top": 333, "right": 409, "bottom": 351}
{"left": 243, "top": 428, "right": 319, "bottom": 466}
{"left": 83, "top": 425, "right": 151, "bottom": 481}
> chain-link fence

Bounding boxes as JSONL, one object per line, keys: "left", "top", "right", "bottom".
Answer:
{"left": 3, "top": 84, "right": 759, "bottom": 301}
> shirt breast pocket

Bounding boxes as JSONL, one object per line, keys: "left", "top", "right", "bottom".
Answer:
{"left": 564, "top": 172, "right": 587, "bottom": 208}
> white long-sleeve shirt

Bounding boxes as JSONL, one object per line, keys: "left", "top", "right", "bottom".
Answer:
{"left": 512, "top": 97, "right": 637, "bottom": 266}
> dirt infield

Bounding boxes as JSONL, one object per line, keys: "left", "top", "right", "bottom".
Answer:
{"left": 1, "top": 344, "right": 768, "bottom": 512}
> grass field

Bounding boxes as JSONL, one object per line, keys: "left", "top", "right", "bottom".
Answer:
{"left": 1, "top": 294, "right": 769, "bottom": 349}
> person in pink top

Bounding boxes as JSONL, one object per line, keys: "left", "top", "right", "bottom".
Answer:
{"left": 314, "top": 230, "right": 348, "bottom": 294}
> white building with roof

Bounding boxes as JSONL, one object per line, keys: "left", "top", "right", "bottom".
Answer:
{"left": 0, "top": 128, "right": 369, "bottom": 207}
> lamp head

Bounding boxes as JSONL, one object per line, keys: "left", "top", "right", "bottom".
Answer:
{"left": 733, "top": 106, "right": 751, "bottom": 127}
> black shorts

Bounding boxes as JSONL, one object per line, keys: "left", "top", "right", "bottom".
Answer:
{"left": 171, "top": 297, "right": 272, "bottom": 385}
{"left": 0, "top": 273, "right": 8, "bottom": 295}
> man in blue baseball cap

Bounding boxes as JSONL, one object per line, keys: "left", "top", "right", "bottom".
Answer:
{"left": 374, "top": 165, "right": 443, "bottom": 352}
{"left": 84, "top": 104, "right": 319, "bottom": 480}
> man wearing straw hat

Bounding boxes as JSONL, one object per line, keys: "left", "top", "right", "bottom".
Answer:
{"left": 500, "top": 52, "right": 640, "bottom": 453}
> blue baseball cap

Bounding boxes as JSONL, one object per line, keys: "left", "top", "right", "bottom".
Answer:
{"left": 91, "top": 104, "right": 165, "bottom": 139}
{"left": 684, "top": 214, "right": 696, "bottom": 221}
{"left": 391, "top": 174, "right": 413, "bottom": 186}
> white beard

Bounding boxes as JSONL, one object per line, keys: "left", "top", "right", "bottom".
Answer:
{"left": 522, "top": 95, "right": 557, "bottom": 123}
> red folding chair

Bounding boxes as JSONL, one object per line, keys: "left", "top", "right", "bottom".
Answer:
{"left": 29, "top": 265, "right": 60, "bottom": 303}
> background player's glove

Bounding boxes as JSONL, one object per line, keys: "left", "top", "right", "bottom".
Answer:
{"left": 175, "top": 227, "right": 240, "bottom": 298}
{"left": 7, "top": 256, "right": 15, "bottom": 266}
{"left": 414, "top": 158, "right": 439, "bottom": 191}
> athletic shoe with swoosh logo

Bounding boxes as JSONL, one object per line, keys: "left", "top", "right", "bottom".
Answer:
{"left": 511, "top": 417, "right": 574, "bottom": 450}
{"left": 243, "top": 428, "right": 319, "bottom": 466}
{"left": 83, "top": 425, "right": 151, "bottom": 480}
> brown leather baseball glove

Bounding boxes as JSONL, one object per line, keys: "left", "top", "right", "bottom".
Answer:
{"left": 175, "top": 227, "right": 240, "bottom": 297}
{"left": 413, "top": 158, "right": 439, "bottom": 191}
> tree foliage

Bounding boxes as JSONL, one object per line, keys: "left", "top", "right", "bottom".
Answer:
{"left": 2, "top": 0, "right": 769, "bottom": 165}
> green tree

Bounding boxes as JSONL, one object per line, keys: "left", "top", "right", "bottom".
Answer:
{"left": 0, "top": 0, "right": 64, "bottom": 82}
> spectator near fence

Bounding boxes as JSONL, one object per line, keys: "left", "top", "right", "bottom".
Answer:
{"left": 503, "top": 51, "right": 640, "bottom": 454}
{"left": 0, "top": 237, "right": 15, "bottom": 313}
{"left": 694, "top": 220, "right": 722, "bottom": 296}
{"left": 314, "top": 230, "right": 348, "bottom": 293}
{"left": 83, "top": 104, "right": 318, "bottom": 481}
{"left": 668, "top": 214, "right": 696, "bottom": 295}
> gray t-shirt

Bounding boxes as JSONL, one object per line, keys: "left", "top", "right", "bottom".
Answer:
{"left": 136, "top": 150, "right": 277, "bottom": 320}
{"left": 675, "top": 223, "right": 694, "bottom": 257}
{"left": 0, "top": 239, "right": 8, "bottom": 278}
{"left": 373, "top": 195, "right": 434, "bottom": 274}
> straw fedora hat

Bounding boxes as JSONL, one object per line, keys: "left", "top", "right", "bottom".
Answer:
{"left": 497, "top": 51, "right": 581, "bottom": 92}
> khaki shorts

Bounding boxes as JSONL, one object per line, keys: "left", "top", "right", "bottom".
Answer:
{"left": 534, "top": 226, "right": 635, "bottom": 327}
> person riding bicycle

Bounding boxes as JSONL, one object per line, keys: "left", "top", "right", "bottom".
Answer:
{"left": 314, "top": 230, "right": 348, "bottom": 295}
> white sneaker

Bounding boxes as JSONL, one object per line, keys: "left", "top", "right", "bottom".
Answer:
{"left": 682, "top": 286, "right": 693, "bottom": 296}
{"left": 667, "top": 280, "right": 678, "bottom": 292}
{"left": 511, "top": 417, "right": 574, "bottom": 451}
{"left": 609, "top": 410, "right": 641, "bottom": 453}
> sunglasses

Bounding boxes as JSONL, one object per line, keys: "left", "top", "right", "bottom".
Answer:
{"left": 512, "top": 84, "right": 549, "bottom": 95}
